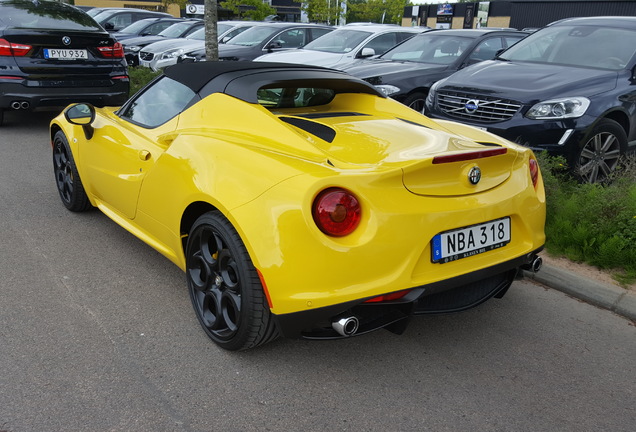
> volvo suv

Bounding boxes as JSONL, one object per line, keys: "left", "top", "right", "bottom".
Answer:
{"left": 425, "top": 17, "right": 636, "bottom": 183}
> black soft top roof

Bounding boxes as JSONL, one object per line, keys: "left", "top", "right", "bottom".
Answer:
{"left": 163, "top": 61, "right": 384, "bottom": 102}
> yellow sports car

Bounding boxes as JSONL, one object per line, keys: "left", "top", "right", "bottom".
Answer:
{"left": 51, "top": 62, "right": 545, "bottom": 351}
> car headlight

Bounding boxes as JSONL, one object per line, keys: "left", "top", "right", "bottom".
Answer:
{"left": 160, "top": 48, "right": 184, "bottom": 60}
{"left": 525, "top": 97, "right": 590, "bottom": 119}
{"left": 426, "top": 79, "right": 446, "bottom": 106}
{"left": 374, "top": 84, "right": 400, "bottom": 97}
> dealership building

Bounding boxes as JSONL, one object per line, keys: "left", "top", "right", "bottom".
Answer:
{"left": 404, "top": 0, "right": 636, "bottom": 30}
{"left": 71, "top": 0, "right": 636, "bottom": 28}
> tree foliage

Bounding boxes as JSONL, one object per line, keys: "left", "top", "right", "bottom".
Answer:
{"left": 303, "top": 0, "right": 345, "bottom": 25}
{"left": 162, "top": 0, "right": 190, "bottom": 9}
{"left": 347, "top": 0, "right": 409, "bottom": 24}
{"left": 220, "top": 0, "right": 277, "bottom": 21}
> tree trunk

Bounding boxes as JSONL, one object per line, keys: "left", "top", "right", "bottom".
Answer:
{"left": 204, "top": 0, "right": 219, "bottom": 61}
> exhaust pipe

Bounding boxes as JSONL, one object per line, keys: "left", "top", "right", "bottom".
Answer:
{"left": 10, "top": 101, "right": 29, "bottom": 110}
{"left": 530, "top": 256, "right": 543, "bottom": 273}
{"left": 522, "top": 255, "right": 543, "bottom": 273}
{"left": 332, "top": 316, "right": 359, "bottom": 337}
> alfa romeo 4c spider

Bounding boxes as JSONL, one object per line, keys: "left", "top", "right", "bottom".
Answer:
{"left": 51, "top": 62, "right": 545, "bottom": 350}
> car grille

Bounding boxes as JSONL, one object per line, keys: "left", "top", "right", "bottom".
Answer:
{"left": 139, "top": 52, "right": 154, "bottom": 61}
{"left": 437, "top": 91, "right": 522, "bottom": 123}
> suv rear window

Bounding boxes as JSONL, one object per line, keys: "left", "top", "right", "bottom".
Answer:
{"left": 0, "top": 0, "right": 101, "bottom": 31}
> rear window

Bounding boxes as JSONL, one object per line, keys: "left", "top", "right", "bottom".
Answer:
{"left": 258, "top": 87, "right": 336, "bottom": 109}
{"left": 0, "top": 0, "right": 101, "bottom": 31}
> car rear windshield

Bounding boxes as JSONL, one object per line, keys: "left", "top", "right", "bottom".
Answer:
{"left": 0, "top": 0, "right": 102, "bottom": 31}
{"left": 257, "top": 87, "right": 336, "bottom": 109}
{"left": 499, "top": 24, "right": 636, "bottom": 71}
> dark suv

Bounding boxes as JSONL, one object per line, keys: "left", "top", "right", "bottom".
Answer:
{"left": 425, "top": 17, "right": 636, "bottom": 182}
{"left": 340, "top": 29, "right": 528, "bottom": 112}
{"left": 91, "top": 7, "right": 173, "bottom": 33}
{"left": 0, "top": 0, "right": 129, "bottom": 126}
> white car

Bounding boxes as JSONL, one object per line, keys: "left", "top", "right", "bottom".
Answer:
{"left": 254, "top": 24, "right": 425, "bottom": 69}
{"left": 138, "top": 21, "right": 259, "bottom": 71}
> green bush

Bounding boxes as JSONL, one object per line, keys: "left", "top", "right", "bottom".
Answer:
{"left": 128, "top": 66, "right": 162, "bottom": 97}
{"left": 537, "top": 152, "right": 636, "bottom": 285}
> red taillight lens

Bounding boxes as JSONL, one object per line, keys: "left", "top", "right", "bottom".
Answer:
{"left": 432, "top": 147, "right": 507, "bottom": 164}
{"left": 97, "top": 42, "right": 124, "bottom": 58}
{"left": 529, "top": 158, "right": 539, "bottom": 188}
{"left": 0, "top": 38, "right": 31, "bottom": 56}
{"left": 364, "top": 289, "right": 411, "bottom": 303}
{"left": 312, "top": 188, "right": 361, "bottom": 237}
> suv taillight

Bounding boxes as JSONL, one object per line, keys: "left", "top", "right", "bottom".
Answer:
{"left": 97, "top": 42, "right": 124, "bottom": 58}
{"left": 0, "top": 38, "right": 31, "bottom": 56}
{"left": 312, "top": 188, "right": 361, "bottom": 237}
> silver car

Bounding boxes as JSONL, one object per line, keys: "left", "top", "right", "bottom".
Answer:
{"left": 138, "top": 21, "right": 259, "bottom": 71}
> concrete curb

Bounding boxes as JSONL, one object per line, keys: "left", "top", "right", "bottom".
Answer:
{"left": 524, "top": 265, "right": 636, "bottom": 321}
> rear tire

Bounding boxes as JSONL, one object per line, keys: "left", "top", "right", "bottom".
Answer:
{"left": 186, "top": 211, "right": 279, "bottom": 351}
{"left": 0, "top": 108, "right": 4, "bottom": 126}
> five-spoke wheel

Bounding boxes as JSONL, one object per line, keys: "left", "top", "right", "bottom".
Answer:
{"left": 52, "top": 131, "right": 92, "bottom": 212}
{"left": 186, "top": 211, "right": 278, "bottom": 350}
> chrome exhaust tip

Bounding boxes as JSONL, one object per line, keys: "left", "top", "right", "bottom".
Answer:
{"left": 531, "top": 256, "right": 543, "bottom": 273}
{"left": 332, "top": 316, "right": 359, "bottom": 337}
{"left": 20, "top": 101, "right": 29, "bottom": 109}
{"left": 11, "top": 101, "right": 21, "bottom": 110}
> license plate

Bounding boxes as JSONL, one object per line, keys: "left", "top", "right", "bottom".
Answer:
{"left": 139, "top": 60, "right": 151, "bottom": 68}
{"left": 432, "top": 217, "right": 511, "bottom": 263}
{"left": 44, "top": 49, "right": 88, "bottom": 60}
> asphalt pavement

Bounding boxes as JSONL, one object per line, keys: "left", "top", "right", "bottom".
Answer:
{"left": 525, "top": 262, "right": 636, "bottom": 322}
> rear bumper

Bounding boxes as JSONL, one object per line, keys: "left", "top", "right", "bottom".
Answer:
{"left": 274, "top": 246, "right": 543, "bottom": 339}
{"left": 0, "top": 79, "right": 129, "bottom": 110}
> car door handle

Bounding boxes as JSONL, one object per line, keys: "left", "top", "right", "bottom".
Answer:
{"left": 139, "top": 150, "right": 151, "bottom": 161}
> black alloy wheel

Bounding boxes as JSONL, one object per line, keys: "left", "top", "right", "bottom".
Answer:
{"left": 186, "top": 211, "right": 278, "bottom": 351}
{"left": 52, "top": 131, "right": 92, "bottom": 212}
{"left": 575, "top": 119, "right": 626, "bottom": 183}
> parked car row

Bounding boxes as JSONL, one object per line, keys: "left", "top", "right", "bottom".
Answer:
{"left": 1, "top": 0, "right": 634, "bottom": 182}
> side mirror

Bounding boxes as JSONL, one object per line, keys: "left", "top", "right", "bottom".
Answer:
{"left": 104, "top": 22, "right": 114, "bottom": 30}
{"left": 64, "top": 103, "right": 96, "bottom": 140}
{"left": 359, "top": 47, "right": 375, "bottom": 58}
{"left": 266, "top": 42, "right": 282, "bottom": 52}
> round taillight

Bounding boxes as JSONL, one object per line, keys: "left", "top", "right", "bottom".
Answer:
{"left": 312, "top": 188, "right": 361, "bottom": 237}
{"left": 529, "top": 158, "right": 539, "bottom": 188}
